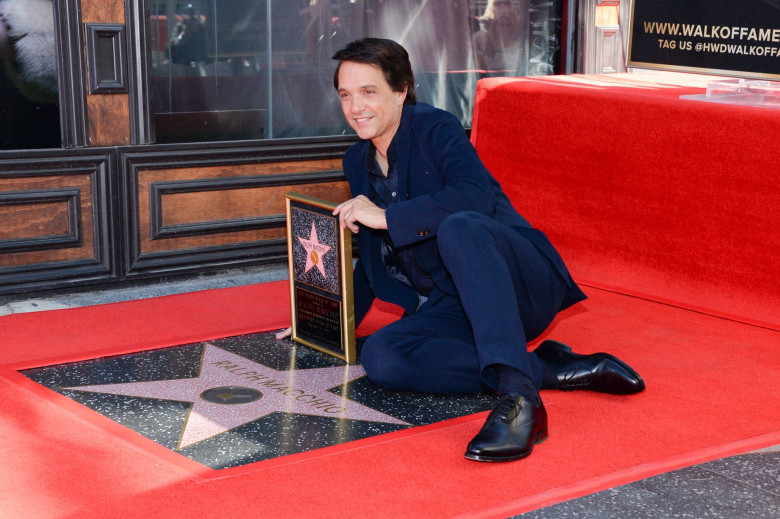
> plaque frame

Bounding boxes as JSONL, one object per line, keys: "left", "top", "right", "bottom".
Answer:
{"left": 285, "top": 192, "right": 356, "bottom": 362}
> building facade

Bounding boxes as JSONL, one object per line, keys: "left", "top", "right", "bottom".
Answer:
{"left": 0, "top": 0, "right": 627, "bottom": 295}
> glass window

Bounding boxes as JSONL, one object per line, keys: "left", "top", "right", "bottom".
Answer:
{"left": 148, "top": 0, "right": 563, "bottom": 143}
{"left": 0, "top": 0, "right": 60, "bottom": 150}
{"left": 0, "top": 0, "right": 563, "bottom": 150}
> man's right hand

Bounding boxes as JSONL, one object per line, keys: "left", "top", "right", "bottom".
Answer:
{"left": 275, "top": 327, "right": 292, "bottom": 340}
{"left": 333, "top": 195, "right": 387, "bottom": 234}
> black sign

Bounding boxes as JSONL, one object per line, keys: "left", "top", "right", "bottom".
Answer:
{"left": 294, "top": 287, "right": 343, "bottom": 351}
{"left": 628, "top": 0, "right": 780, "bottom": 80}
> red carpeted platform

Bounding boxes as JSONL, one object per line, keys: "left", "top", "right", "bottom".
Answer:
{"left": 471, "top": 73, "right": 780, "bottom": 331}
{"left": 2, "top": 73, "right": 779, "bottom": 517}
{"left": 1, "top": 280, "right": 779, "bottom": 518}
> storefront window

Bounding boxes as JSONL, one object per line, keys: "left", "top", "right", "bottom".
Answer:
{"left": 0, "top": 0, "right": 61, "bottom": 150}
{"left": 2, "top": 0, "right": 563, "bottom": 149}
{"left": 149, "top": 0, "right": 563, "bottom": 144}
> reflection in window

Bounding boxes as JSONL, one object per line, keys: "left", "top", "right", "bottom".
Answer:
{"left": 149, "top": 0, "right": 562, "bottom": 144}
{"left": 0, "top": 0, "right": 60, "bottom": 150}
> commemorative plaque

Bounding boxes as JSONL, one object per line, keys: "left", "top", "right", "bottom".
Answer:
{"left": 285, "top": 193, "right": 356, "bottom": 362}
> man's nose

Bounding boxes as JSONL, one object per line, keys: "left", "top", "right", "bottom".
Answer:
{"left": 349, "top": 97, "right": 364, "bottom": 113}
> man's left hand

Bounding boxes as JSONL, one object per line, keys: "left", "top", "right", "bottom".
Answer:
{"left": 333, "top": 195, "right": 387, "bottom": 234}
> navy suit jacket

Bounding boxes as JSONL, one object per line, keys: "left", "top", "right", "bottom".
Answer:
{"left": 342, "top": 102, "right": 585, "bottom": 325}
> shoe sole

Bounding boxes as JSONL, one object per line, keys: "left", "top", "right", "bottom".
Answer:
{"left": 538, "top": 340, "right": 646, "bottom": 394}
{"left": 463, "top": 428, "right": 548, "bottom": 462}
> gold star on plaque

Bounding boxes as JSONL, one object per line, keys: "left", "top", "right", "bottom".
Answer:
{"left": 298, "top": 220, "right": 332, "bottom": 279}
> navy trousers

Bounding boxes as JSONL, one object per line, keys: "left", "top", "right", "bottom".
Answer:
{"left": 360, "top": 212, "right": 568, "bottom": 395}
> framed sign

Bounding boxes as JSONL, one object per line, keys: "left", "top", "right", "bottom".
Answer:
{"left": 628, "top": 0, "right": 780, "bottom": 80}
{"left": 285, "top": 192, "right": 356, "bottom": 362}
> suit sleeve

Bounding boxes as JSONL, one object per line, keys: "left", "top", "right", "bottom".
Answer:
{"left": 385, "top": 112, "right": 497, "bottom": 248}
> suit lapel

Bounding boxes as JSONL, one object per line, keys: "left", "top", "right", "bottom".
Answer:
{"left": 351, "top": 105, "right": 418, "bottom": 310}
{"left": 395, "top": 104, "right": 415, "bottom": 202}
{"left": 352, "top": 149, "right": 371, "bottom": 197}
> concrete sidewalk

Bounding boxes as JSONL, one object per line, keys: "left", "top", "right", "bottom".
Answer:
{"left": 0, "top": 264, "right": 288, "bottom": 317}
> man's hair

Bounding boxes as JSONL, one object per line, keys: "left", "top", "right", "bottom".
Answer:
{"left": 332, "top": 38, "right": 417, "bottom": 105}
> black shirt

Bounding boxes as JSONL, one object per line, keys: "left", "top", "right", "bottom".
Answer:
{"left": 366, "top": 140, "right": 435, "bottom": 298}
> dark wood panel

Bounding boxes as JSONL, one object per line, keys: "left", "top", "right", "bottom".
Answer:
{"left": 0, "top": 176, "right": 94, "bottom": 267}
{"left": 136, "top": 163, "right": 348, "bottom": 254}
{"left": 137, "top": 159, "right": 346, "bottom": 241}
{"left": 0, "top": 188, "right": 80, "bottom": 249}
{"left": 85, "top": 24, "right": 129, "bottom": 94}
{"left": 53, "top": 0, "right": 89, "bottom": 147}
{"left": 142, "top": 180, "right": 350, "bottom": 252}
{"left": 82, "top": 0, "right": 130, "bottom": 146}
{"left": 87, "top": 94, "right": 131, "bottom": 146}
{"left": 157, "top": 178, "right": 349, "bottom": 227}
{"left": 81, "top": 0, "right": 125, "bottom": 23}
{"left": 0, "top": 150, "right": 118, "bottom": 294}
{"left": 0, "top": 201, "right": 71, "bottom": 240}
{"left": 0, "top": 139, "right": 358, "bottom": 293}
{"left": 120, "top": 137, "right": 354, "bottom": 278}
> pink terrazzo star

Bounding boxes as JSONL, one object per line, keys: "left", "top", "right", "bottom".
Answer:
{"left": 297, "top": 220, "right": 332, "bottom": 279}
{"left": 63, "top": 343, "right": 408, "bottom": 450}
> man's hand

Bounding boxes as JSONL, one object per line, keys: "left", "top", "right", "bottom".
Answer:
{"left": 275, "top": 327, "right": 291, "bottom": 340}
{"left": 333, "top": 195, "right": 387, "bottom": 234}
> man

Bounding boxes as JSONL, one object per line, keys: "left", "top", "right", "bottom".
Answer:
{"left": 284, "top": 38, "right": 644, "bottom": 462}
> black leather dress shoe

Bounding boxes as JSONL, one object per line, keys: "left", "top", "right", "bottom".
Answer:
{"left": 464, "top": 394, "right": 548, "bottom": 462}
{"left": 534, "top": 340, "right": 645, "bottom": 395}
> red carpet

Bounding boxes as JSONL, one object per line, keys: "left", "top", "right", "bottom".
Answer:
{"left": 1, "top": 280, "right": 779, "bottom": 518}
{"left": 471, "top": 75, "right": 780, "bottom": 331}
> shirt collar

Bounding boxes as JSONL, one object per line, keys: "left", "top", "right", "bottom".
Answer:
{"left": 365, "top": 133, "right": 400, "bottom": 178}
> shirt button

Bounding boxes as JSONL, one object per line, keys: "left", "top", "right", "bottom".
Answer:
{"left": 391, "top": 191, "right": 397, "bottom": 198}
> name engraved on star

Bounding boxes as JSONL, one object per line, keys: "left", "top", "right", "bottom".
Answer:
{"left": 61, "top": 343, "right": 406, "bottom": 452}
{"left": 211, "top": 360, "right": 346, "bottom": 414}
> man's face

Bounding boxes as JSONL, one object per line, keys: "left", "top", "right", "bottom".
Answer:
{"left": 337, "top": 61, "right": 407, "bottom": 151}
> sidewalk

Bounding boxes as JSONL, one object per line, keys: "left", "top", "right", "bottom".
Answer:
{"left": 0, "top": 264, "right": 288, "bottom": 317}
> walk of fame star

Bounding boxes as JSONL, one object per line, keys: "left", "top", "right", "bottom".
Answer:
{"left": 62, "top": 343, "right": 408, "bottom": 450}
{"left": 297, "top": 220, "right": 332, "bottom": 280}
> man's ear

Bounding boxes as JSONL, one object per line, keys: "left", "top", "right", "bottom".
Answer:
{"left": 397, "top": 86, "right": 408, "bottom": 106}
